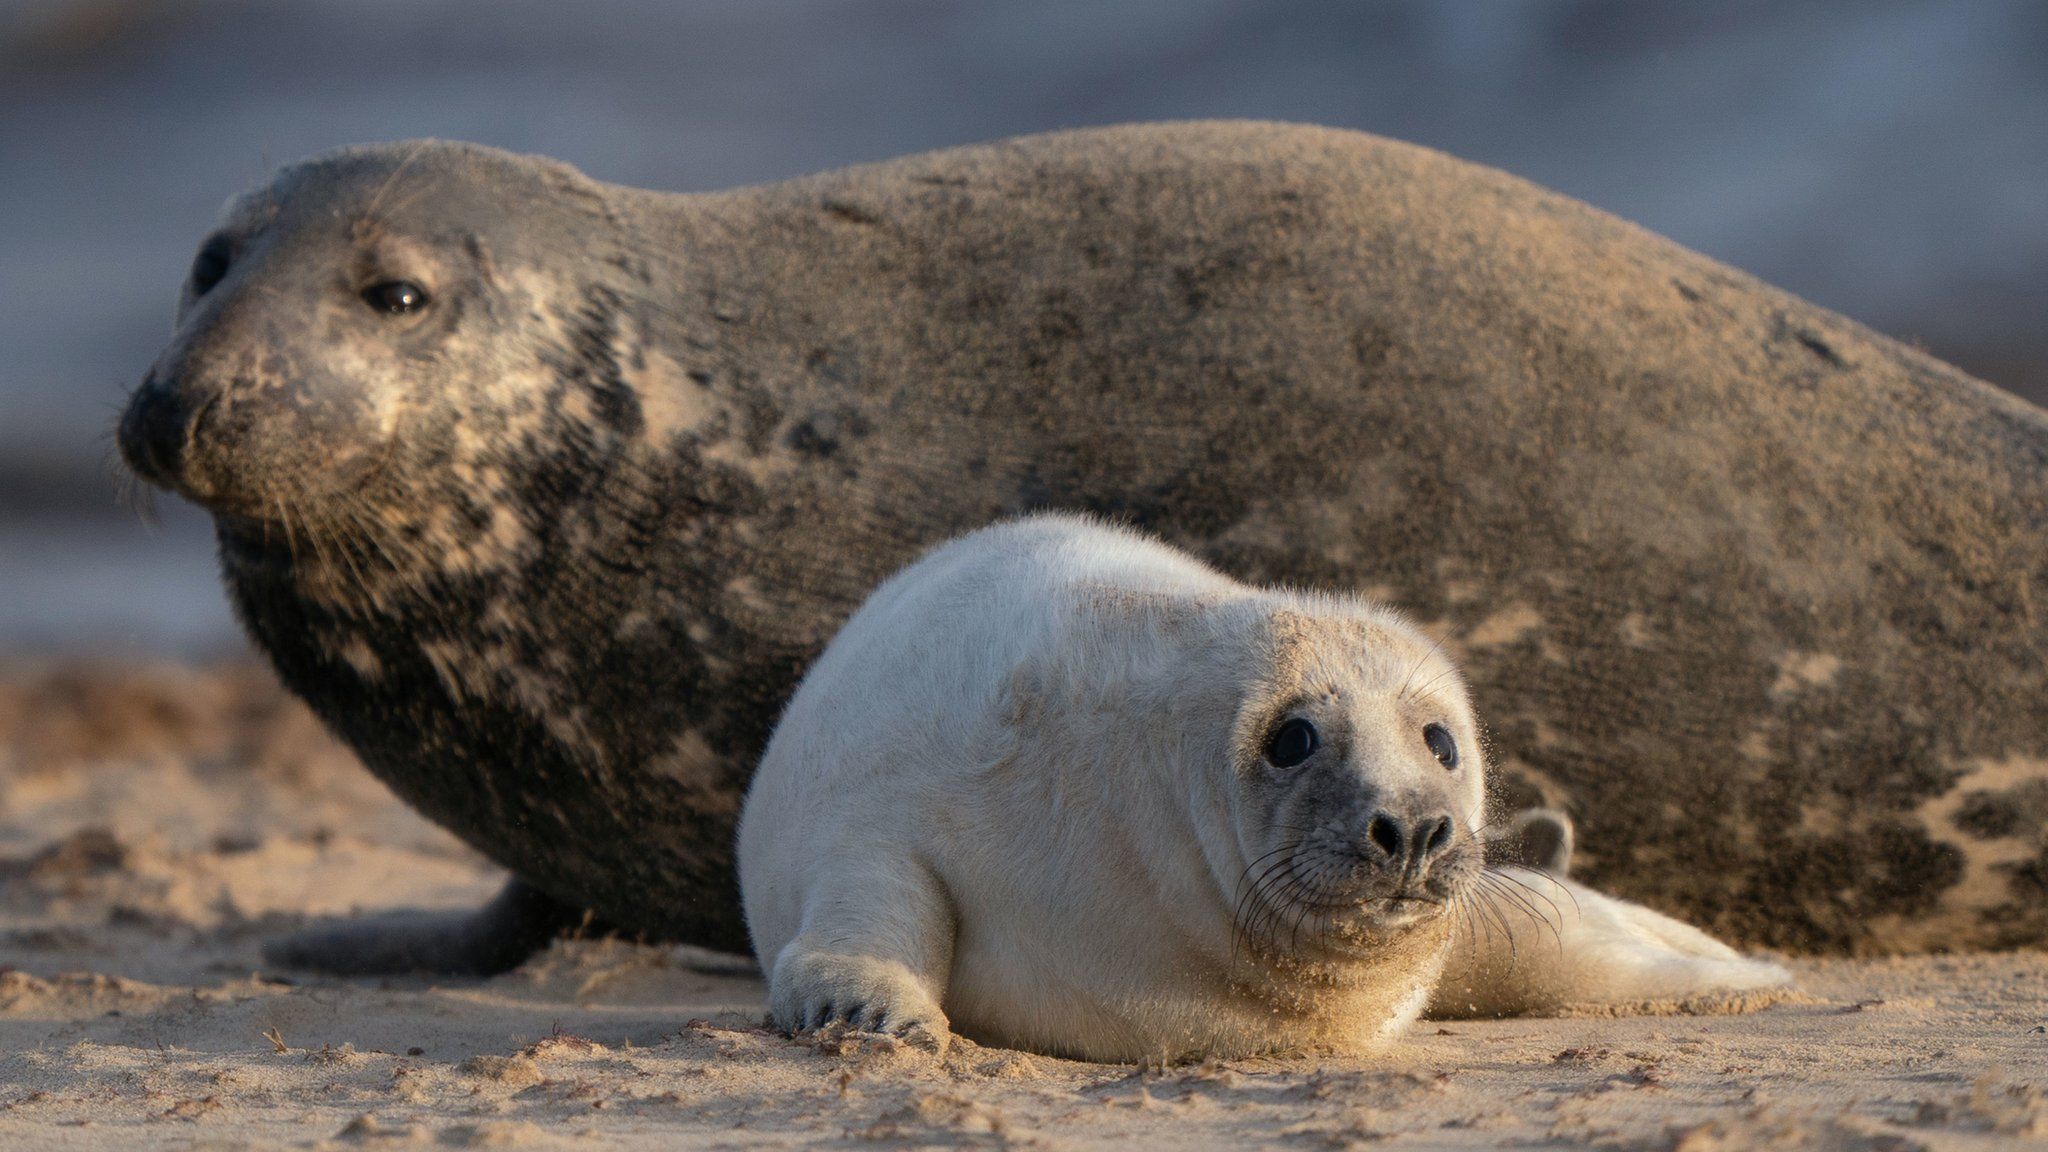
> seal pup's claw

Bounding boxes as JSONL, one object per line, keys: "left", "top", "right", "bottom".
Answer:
{"left": 787, "top": 999, "right": 951, "bottom": 1054}
{"left": 788, "top": 996, "right": 944, "bottom": 1040}
{"left": 772, "top": 949, "right": 952, "bottom": 1050}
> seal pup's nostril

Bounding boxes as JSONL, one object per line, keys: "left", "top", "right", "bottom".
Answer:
{"left": 1365, "top": 813, "right": 1404, "bottom": 859}
{"left": 1362, "top": 812, "right": 1455, "bottom": 868}
{"left": 1418, "top": 816, "right": 1454, "bottom": 863}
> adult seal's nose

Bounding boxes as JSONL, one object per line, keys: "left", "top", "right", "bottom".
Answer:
{"left": 118, "top": 374, "right": 212, "bottom": 491}
{"left": 1362, "top": 811, "right": 1456, "bottom": 870}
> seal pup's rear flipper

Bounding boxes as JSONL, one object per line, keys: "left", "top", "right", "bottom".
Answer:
{"left": 263, "top": 877, "right": 589, "bottom": 977}
{"left": 1427, "top": 867, "right": 1791, "bottom": 1018}
{"left": 1490, "top": 807, "right": 1575, "bottom": 876}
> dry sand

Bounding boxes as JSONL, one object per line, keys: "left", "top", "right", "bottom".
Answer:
{"left": 0, "top": 661, "right": 2042, "bottom": 1150}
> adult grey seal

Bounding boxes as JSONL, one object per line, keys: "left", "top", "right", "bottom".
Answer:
{"left": 116, "top": 121, "right": 2048, "bottom": 972}
{"left": 739, "top": 515, "right": 1787, "bottom": 1060}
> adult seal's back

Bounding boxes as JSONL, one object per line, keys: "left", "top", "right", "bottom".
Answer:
{"left": 119, "top": 121, "right": 2048, "bottom": 970}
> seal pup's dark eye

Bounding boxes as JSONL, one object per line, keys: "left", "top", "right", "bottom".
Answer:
{"left": 362, "top": 280, "right": 429, "bottom": 315}
{"left": 1265, "top": 717, "right": 1320, "bottom": 769}
{"left": 1423, "top": 722, "right": 1458, "bottom": 769}
{"left": 190, "top": 236, "right": 232, "bottom": 295}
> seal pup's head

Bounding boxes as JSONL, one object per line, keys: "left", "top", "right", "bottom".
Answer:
{"left": 1215, "top": 599, "right": 1486, "bottom": 969}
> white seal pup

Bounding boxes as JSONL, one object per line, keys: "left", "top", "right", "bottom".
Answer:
{"left": 739, "top": 516, "right": 1789, "bottom": 1061}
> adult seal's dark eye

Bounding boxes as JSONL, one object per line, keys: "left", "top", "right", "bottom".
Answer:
{"left": 190, "top": 236, "right": 232, "bottom": 295}
{"left": 1423, "top": 722, "right": 1458, "bottom": 769}
{"left": 1265, "top": 718, "right": 1320, "bottom": 769}
{"left": 363, "top": 280, "right": 429, "bottom": 315}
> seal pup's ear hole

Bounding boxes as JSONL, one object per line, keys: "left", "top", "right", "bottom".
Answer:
{"left": 1264, "top": 717, "right": 1320, "bottom": 769}
{"left": 190, "top": 234, "right": 232, "bottom": 296}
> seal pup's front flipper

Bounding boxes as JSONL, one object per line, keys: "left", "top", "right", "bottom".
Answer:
{"left": 263, "top": 877, "right": 589, "bottom": 977}
{"left": 760, "top": 855, "right": 955, "bottom": 1049}
{"left": 1427, "top": 867, "right": 1791, "bottom": 1018}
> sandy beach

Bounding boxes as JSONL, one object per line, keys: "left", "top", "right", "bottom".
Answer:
{"left": 0, "top": 660, "right": 2041, "bottom": 1150}
{"left": 4, "top": 4, "right": 2046, "bottom": 1149}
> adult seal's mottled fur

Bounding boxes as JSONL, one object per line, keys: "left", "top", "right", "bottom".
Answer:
{"left": 740, "top": 516, "right": 1787, "bottom": 1061}
{"left": 119, "top": 121, "right": 2048, "bottom": 971}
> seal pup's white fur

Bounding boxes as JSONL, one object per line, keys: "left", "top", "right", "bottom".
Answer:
{"left": 739, "top": 516, "right": 1788, "bottom": 1061}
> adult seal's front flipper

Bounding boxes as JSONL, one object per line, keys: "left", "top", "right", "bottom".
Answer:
{"left": 263, "top": 877, "right": 588, "bottom": 977}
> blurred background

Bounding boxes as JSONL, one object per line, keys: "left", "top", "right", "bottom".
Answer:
{"left": 3, "top": 0, "right": 2044, "bottom": 656}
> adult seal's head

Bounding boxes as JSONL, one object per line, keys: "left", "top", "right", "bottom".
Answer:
{"left": 119, "top": 141, "right": 634, "bottom": 533}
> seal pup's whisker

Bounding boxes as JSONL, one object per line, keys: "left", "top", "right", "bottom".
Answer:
{"left": 1394, "top": 622, "right": 1464, "bottom": 703}
{"left": 1238, "top": 849, "right": 1311, "bottom": 965}
{"left": 1486, "top": 865, "right": 1579, "bottom": 924}
{"left": 1450, "top": 889, "right": 1486, "bottom": 956}
{"left": 1474, "top": 872, "right": 1565, "bottom": 955}
{"left": 1475, "top": 873, "right": 1544, "bottom": 932}
{"left": 1482, "top": 873, "right": 1567, "bottom": 942}
{"left": 1236, "top": 824, "right": 1322, "bottom": 948}
{"left": 1404, "top": 661, "right": 1464, "bottom": 706}
{"left": 1471, "top": 885, "right": 1521, "bottom": 966}
{"left": 1228, "top": 840, "right": 1303, "bottom": 968}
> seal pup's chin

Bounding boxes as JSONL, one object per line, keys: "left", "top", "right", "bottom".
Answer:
{"left": 1291, "top": 889, "right": 1458, "bottom": 953}
{"left": 1359, "top": 894, "right": 1449, "bottom": 932}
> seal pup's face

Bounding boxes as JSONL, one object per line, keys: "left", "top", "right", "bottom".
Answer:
{"left": 116, "top": 142, "right": 637, "bottom": 577}
{"left": 1225, "top": 605, "right": 1486, "bottom": 964}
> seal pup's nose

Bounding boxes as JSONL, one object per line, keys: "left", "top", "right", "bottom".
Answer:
{"left": 1361, "top": 811, "right": 1456, "bottom": 871}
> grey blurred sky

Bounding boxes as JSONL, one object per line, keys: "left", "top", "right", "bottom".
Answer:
{"left": 2, "top": 0, "right": 2045, "bottom": 651}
